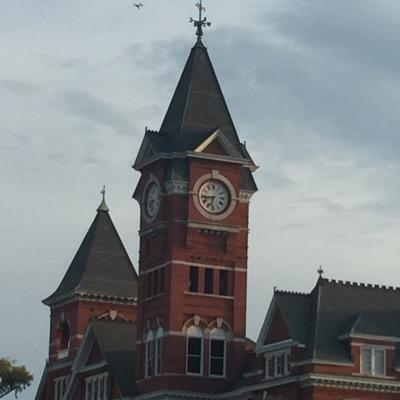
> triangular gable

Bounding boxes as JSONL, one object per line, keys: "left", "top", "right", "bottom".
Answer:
{"left": 194, "top": 129, "right": 243, "bottom": 159}
{"left": 86, "top": 340, "right": 105, "bottom": 366}
{"left": 133, "top": 135, "right": 156, "bottom": 168}
{"left": 264, "top": 307, "right": 290, "bottom": 345}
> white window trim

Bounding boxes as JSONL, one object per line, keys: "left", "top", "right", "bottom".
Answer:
{"left": 145, "top": 330, "right": 155, "bottom": 378}
{"left": 209, "top": 337, "right": 227, "bottom": 378}
{"left": 186, "top": 336, "right": 204, "bottom": 376}
{"left": 360, "top": 346, "right": 387, "bottom": 377}
{"left": 53, "top": 375, "right": 69, "bottom": 400}
{"left": 265, "top": 349, "right": 291, "bottom": 379}
{"left": 155, "top": 327, "right": 164, "bottom": 376}
{"left": 84, "top": 372, "right": 108, "bottom": 400}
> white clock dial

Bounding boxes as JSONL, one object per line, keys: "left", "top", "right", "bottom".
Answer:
{"left": 199, "top": 180, "right": 230, "bottom": 214}
{"left": 145, "top": 182, "right": 160, "bottom": 218}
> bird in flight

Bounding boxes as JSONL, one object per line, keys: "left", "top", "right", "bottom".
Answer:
{"left": 133, "top": 2, "right": 143, "bottom": 9}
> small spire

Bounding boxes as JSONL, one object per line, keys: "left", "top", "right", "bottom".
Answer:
{"left": 317, "top": 266, "right": 324, "bottom": 279}
{"left": 97, "top": 185, "right": 109, "bottom": 212}
{"left": 189, "top": 1, "right": 211, "bottom": 41}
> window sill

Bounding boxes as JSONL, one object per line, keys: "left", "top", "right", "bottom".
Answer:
{"left": 264, "top": 373, "right": 291, "bottom": 380}
{"left": 184, "top": 291, "right": 234, "bottom": 300}
{"left": 57, "top": 350, "right": 69, "bottom": 360}
{"left": 352, "top": 373, "right": 395, "bottom": 380}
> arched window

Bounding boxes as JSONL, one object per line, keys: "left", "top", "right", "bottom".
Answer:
{"left": 145, "top": 330, "right": 155, "bottom": 378}
{"left": 186, "top": 325, "right": 203, "bottom": 375}
{"left": 155, "top": 327, "right": 164, "bottom": 375}
{"left": 209, "top": 328, "right": 226, "bottom": 377}
{"left": 59, "top": 322, "right": 70, "bottom": 350}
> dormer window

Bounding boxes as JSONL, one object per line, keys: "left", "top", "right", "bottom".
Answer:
{"left": 57, "top": 321, "right": 70, "bottom": 359}
{"left": 85, "top": 373, "right": 107, "bottom": 400}
{"left": 265, "top": 349, "right": 290, "bottom": 379}
{"left": 361, "top": 347, "right": 385, "bottom": 376}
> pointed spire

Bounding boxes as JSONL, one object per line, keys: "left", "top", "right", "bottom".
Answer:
{"left": 97, "top": 185, "right": 109, "bottom": 212}
{"left": 43, "top": 201, "right": 138, "bottom": 306}
{"left": 159, "top": 34, "right": 244, "bottom": 156}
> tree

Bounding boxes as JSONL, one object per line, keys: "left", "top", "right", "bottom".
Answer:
{"left": 0, "top": 358, "right": 33, "bottom": 398}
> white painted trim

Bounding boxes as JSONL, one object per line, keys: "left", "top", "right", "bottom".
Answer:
{"left": 291, "top": 358, "right": 355, "bottom": 367}
{"left": 194, "top": 128, "right": 243, "bottom": 159}
{"left": 209, "top": 334, "right": 227, "bottom": 378}
{"left": 265, "top": 348, "right": 291, "bottom": 379}
{"left": 84, "top": 372, "right": 108, "bottom": 400}
{"left": 139, "top": 260, "right": 247, "bottom": 275}
{"left": 184, "top": 291, "right": 235, "bottom": 300}
{"left": 258, "top": 339, "right": 298, "bottom": 353}
{"left": 339, "top": 333, "right": 400, "bottom": 343}
{"left": 186, "top": 334, "right": 204, "bottom": 376}
{"left": 255, "top": 295, "right": 277, "bottom": 352}
{"left": 360, "top": 346, "right": 387, "bottom": 377}
{"left": 133, "top": 150, "right": 257, "bottom": 172}
{"left": 192, "top": 171, "right": 237, "bottom": 221}
{"left": 187, "top": 221, "right": 240, "bottom": 233}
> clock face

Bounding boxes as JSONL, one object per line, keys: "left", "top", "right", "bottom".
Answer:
{"left": 199, "top": 180, "right": 230, "bottom": 214}
{"left": 145, "top": 182, "right": 160, "bottom": 218}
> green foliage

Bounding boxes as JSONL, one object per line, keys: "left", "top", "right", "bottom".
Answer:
{"left": 0, "top": 358, "right": 33, "bottom": 399}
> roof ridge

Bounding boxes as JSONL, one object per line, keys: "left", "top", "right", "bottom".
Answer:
{"left": 326, "top": 278, "right": 400, "bottom": 291}
{"left": 275, "top": 289, "right": 309, "bottom": 296}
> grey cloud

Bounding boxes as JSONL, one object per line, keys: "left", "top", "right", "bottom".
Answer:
{"left": 0, "top": 79, "right": 41, "bottom": 94}
{"left": 61, "top": 89, "right": 133, "bottom": 135}
{"left": 47, "top": 152, "right": 68, "bottom": 163}
{"left": 59, "top": 57, "right": 86, "bottom": 69}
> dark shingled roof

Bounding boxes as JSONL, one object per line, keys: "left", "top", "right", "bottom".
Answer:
{"left": 134, "top": 39, "right": 257, "bottom": 193}
{"left": 274, "top": 291, "right": 312, "bottom": 347}
{"left": 159, "top": 39, "right": 245, "bottom": 156}
{"left": 90, "top": 320, "right": 137, "bottom": 397}
{"left": 267, "top": 279, "right": 400, "bottom": 364}
{"left": 43, "top": 205, "right": 138, "bottom": 305}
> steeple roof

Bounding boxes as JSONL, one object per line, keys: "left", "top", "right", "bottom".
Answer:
{"left": 43, "top": 201, "right": 138, "bottom": 306}
{"left": 156, "top": 39, "right": 246, "bottom": 156}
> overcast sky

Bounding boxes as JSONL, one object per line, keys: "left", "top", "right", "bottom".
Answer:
{"left": 1, "top": 0, "right": 400, "bottom": 398}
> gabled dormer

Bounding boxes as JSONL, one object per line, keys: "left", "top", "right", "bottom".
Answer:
{"left": 255, "top": 290, "right": 310, "bottom": 381}
{"left": 339, "top": 313, "right": 400, "bottom": 379}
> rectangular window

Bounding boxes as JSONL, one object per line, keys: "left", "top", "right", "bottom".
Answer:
{"left": 85, "top": 373, "right": 107, "bottom": 400}
{"left": 54, "top": 376, "right": 69, "bottom": 400}
{"left": 204, "top": 268, "right": 214, "bottom": 294}
{"left": 210, "top": 339, "right": 225, "bottom": 376}
{"left": 266, "top": 350, "right": 291, "bottom": 379}
{"left": 155, "top": 337, "right": 163, "bottom": 375}
{"left": 189, "top": 267, "right": 199, "bottom": 292}
{"left": 219, "top": 270, "right": 229, "bottom": 296}
{"left": 187, "top": 337, "right": 202, "bottom": 374}
{"left": 146, "top": 340, "right": 155, "bottom": 377}
{"left": 361, "top": 348, "right": 386, "bottom": 376}
{"left": 268, "top": 355, "right": 275, "bottom": 378}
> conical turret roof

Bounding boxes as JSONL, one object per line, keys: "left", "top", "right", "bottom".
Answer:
{"left": 43, "top": 202, "right": 138, "bottom": 306}
{"left": 158, "top": 39, "right": 244, "bottom": 154}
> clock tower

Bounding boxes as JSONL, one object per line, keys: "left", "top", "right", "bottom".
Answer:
{"left": 133, "top": 17, "right": 257, "bottom": 395}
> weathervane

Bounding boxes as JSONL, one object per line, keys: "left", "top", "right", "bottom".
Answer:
{"left": 190, "top": 1, "right": 211, "bottom": 39}
{"left": 101, "top": 185, "right": 106, "bottom": 201}
{"left": 317, "top": 266, "right": 324, "bottom": 278}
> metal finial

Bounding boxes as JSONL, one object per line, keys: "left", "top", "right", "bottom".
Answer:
{"left": 97, "top": 185, "right": 109, "bottom": 212}
{"left": 133, "top": 2, "right": 143, "bottom": 10}
{"left": 318, "top": 266, "right": 324, "bottom": 278}
{"left": 189, "top": 0, "right": 211, "bottom": 39}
